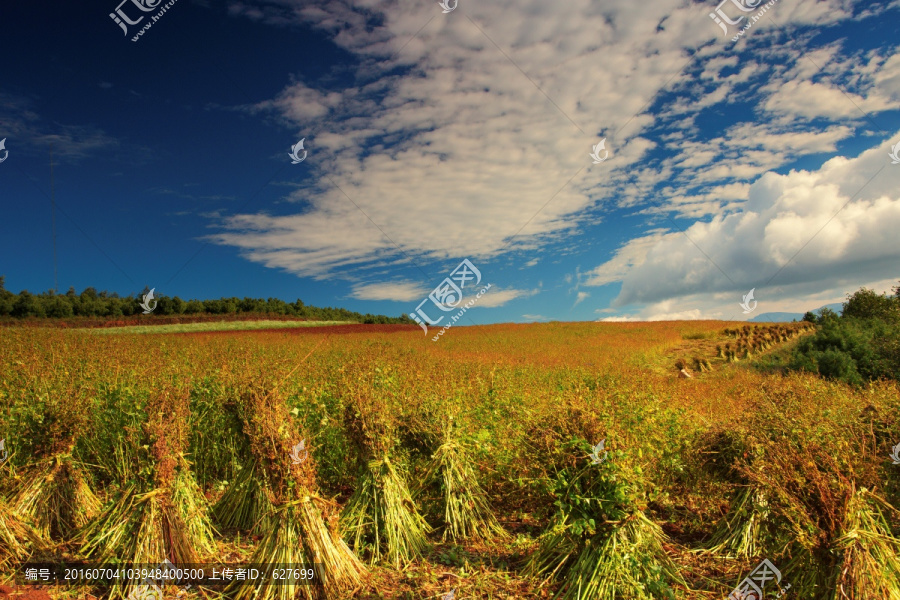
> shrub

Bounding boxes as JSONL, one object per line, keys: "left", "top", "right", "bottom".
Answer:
{"left": 789, "top": 283, "right": 900, "bottom": 385}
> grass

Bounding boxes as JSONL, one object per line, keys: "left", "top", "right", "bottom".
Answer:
{"left": 84, "top": 319, "right": 353, "bottom": 334}
{"left": 0, "top": 320, "right": 897, "bottom": 599}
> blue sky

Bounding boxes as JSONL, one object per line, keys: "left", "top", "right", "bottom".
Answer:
{"left": 1, "top": 0, "right": 899, "bottom": 324}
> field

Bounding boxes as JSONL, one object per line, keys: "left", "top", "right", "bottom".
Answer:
{"left": 1, "top": 321, "right": 899, "bottom": 600}
{"left": 84, "top": 321, "right": 354, "bottom": 335}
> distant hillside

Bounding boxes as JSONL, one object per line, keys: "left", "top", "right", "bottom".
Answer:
{"left": 748, "top": 302, "right": 843, "bottom": 323}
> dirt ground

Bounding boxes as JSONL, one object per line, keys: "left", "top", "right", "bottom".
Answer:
{"left": 0, "top": 585, "right": 52, "bottom": 600}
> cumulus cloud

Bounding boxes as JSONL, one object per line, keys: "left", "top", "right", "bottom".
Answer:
{"left": 600, "top": 307, "right": 703, "bottom": 322}
{"left": 583, "top": 229, "right": 669, "bottom": 287}
{"left": 589, "top": 135, "right": 900, "bottom": 317}
{"left": 523, "top": 313, "right": 550, "bottom": 321}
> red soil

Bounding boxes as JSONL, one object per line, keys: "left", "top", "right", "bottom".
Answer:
{"left": 175, "top": 323, "right": 421, "bottom": 337}
{"left": 0, "top": 586, "right": 52, "bottom": 600}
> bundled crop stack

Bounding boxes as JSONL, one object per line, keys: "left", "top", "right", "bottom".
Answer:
{"left": 832, "top": 487, "right": 900, "bottom": 598}
{"left": 701, "top": 428, "right": 795, "bottom": 565}
{"left": 421, "top": 415, "right": 507, "bottom": 542}
{"left": 700, "top": 382, "right": 900, "bottom": 599}
{"left": 340, "top": 365, "right": 431, "bottom": 567}
{"left": 742, "top": 439, "right": 900, "bottom": 597}
{"left": 218, "top": 385, "right": 365, "bottom": 600}
{"left": 526, "top": 439, "right": 684, "bottom": 599}
{"left": 78, "top": 385, "right": 216, "bottom": 600}
{"left": 12, "top": 447, "right": 101, "bottom": 542}
{"left": 4, "top": 388, "right": 101, "bottom": 546}
{"left": 704, "top": 485, "right": 771, "bottom": 558}
{"left": 0, "top": 497, "right": 42, "bottom": 569}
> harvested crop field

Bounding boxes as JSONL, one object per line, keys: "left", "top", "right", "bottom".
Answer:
{"left": 1, "top": 321, "right": 899, "bottom": 600}
{"left": 173, "top": 323, "right": 421, "bottom": 337}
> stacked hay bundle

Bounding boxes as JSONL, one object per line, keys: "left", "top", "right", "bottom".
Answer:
{"left": 831, "top": 487, "right": 900, "bottom": 598}
{"left": 702, "top": 437, "right": 771, "bottom": 559}
{"left": 218, "top": 385, "right": 365, "bottom": 600}
{"left": 421, "top": 415, "right": 507, "bottom": 542}
{"left": 12, "top": 447, "right": 101, "bottom": 543}
{"left": 78, "top": 385, "right": 216, "bottom": 600}
{"left": 0, "top": 493, "right": 43, "bottom": 570}
{"left": 6, "top": 383, "right": 100, "bottom": 544}
{"left": 702, "top": 386, "right": 900, "bottom": 599}
{"left": 340, "top": 365, "right": 431, "bottom": 567}
{"left": 525, "top": 439, "right": 684, "bottom": 599}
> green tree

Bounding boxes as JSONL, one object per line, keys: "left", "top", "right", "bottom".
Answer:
{"left": 843, "top": 287, "right": 898, "bottom": 323}
{"left": 184, "top": 299, "right": 204, "bottom": 314}
{"left": 12, "top": 291, "right": 44, "bottom": 318}
{"left": 45, "top": 296, "right": 74, "bottom": 318}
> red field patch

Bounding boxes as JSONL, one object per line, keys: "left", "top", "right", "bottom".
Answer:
{"left": 175, "top": 323, "right": 421, "bottom": 337}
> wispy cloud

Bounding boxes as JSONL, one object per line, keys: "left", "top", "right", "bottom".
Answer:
{"left": 0, "top": 93, "right": 120, "bottom": 162}
{"left": 477, "top": 286, "right": 540, "bottom": 308}
{"left": 523, "top": 313, "right": 549, "bottom": 321}
{"left": 350, "top": 281, "right": 427, "bottom": 302}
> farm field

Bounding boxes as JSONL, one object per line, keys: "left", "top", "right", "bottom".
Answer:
{"left": 1, "top": 320, "right": 899, "bottom": 600}
{"left": 83, "top": 320, "right": 354, "bottom": 335}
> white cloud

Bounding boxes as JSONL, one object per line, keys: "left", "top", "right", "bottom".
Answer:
{"left": 350, "top": 281, "right": 427, "bottom": 301}
{"left": 764, "top": 80, "right": 895, "bottom": 120}
{"left": 588, "top": 136, "right": 900, "bottom": 316}
{"left": 213, "top": 0, "right": 900, "bottom": 318}
{"left": 583, "top": 229, "right": 668, "bottom": 286}
{"left": 476, "top": 286, "right": 540, "bottom": 308}
{"left": 0, "top": 93, "right": 120, "bottom": 162}
{"left": 213, "top": 0, "right": 765, "bottom": 276}
{"left": 522, "top": 313, "right": 549, "bottom": 321}
{"left": 600, "top": 307, "right": 703, "bottom": 322}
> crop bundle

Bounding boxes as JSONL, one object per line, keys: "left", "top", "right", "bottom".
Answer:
{"left": 12, "top": 450, "right": 101, "bottom": 541}
{"left": 78, "top": 385, "right": 216, "bottom": 599}
{"left": 701, "top": 431, "right": 772, "bottom": 559}
{"left": 734, "top": 430, "right": 900, "bottom": 599}
{"left": 0, "top": 497, "right": 43, "bottom": 569}
{"left": 340, "top": 368, "right": 431, "bottom": 567}
{"left": 831, "top": 487, "right": 900, "bottom": 599}
{"left": 220, "top": 385, "right": 365, "bottom": 600}
{"left": 525, "top": 440, "right": 684, "bottom": 600}
{"left": 704, "top": 485, "right": 772, "bottom": 559}
{"left": 1, "top": 377, "right": 101, "bottom": 545}
{"left": 421, "top": 417, "right": 507, "bottom": 542}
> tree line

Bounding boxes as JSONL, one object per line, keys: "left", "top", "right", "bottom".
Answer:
{"left": 0, "top": 277, "right": 412, "bottom": 325}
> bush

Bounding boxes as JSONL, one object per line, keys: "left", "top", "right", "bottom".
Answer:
{"left": 789, "top": 283, "right": 900, "bottom": 385}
